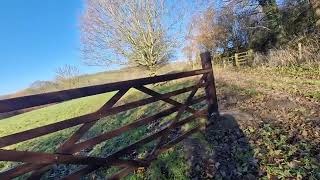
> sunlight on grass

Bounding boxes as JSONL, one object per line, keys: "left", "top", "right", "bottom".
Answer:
{"left": 0, "top": 92, "right": 115, "bottom": 137}
{"left": 0, "top": 79, "right": 204, "bottom": 179}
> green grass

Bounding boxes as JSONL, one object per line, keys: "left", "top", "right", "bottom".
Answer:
{"left": 0, "top": 79, "right": 203, "bottom": 179}
{"left": 273, "top": 66, "right": 320, "bottom": 79}
{"left": 0, "top": 92, "right": 115, "bottom": 175}
{"left": 215, "top": 65, "right": 320, "bottom": 102}
{"left": 1, "top": 62, "right": 192, "bottom": 100}
{"left": 3, "top": 63, "right": 318, "bottom": 179}
{"left": 304, "top": 91, "right": 320, "bottom": 101}
{"left": 0, "top": 92, "right": 114, "bottom": 137}
{"left": 126, "top": 145, "right": 190, "bottom": 180}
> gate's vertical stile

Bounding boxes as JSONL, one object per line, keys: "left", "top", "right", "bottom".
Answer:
{"left": 200, "top": 51, "right": 219, "bottom": 121}
{"left": 0, "top": 60, "right": 215, "bottom": 179}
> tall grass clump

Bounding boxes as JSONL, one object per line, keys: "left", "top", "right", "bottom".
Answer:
{"left": 254, "top": 32, "right": 320, "bottom": 70}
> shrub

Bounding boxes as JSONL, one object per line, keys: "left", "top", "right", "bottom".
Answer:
{"left": 255, "top": 33, "right": 320, "bottom": 68}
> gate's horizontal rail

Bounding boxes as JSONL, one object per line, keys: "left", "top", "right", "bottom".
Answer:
{"left": 63, "top": 109, "right": 207, "bottom": 179}
{"left": 66, "top": 96, "right": 206, "bottom": 154}
{"left": 109, "top": 124, "right": 202, "bottom": 179}
{"left": 0, "top": 96, "right": 206, "bottom": 179}
{"left": 0, "top": 52, "right": 219, "bottom": 179}
{"left": 0, "top": 109, "right": 206, "bottom": 166}
{"left": 0, "top": 69, "right": 211, "bottom": 113}
{"left": 0, "top": 83, "right": 206, "bottom": 148}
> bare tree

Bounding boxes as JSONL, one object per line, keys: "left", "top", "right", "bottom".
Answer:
{"left": 185, "top": 7, "right": 228, "bottom": 55}
{"left": 81, "top": 0, "right": 191, "bottom": 76}
{"left": 182, "top": 44, "right": 197, "bottom": 68}
{"left": 29, "top": 81, "right": 59, "bottom": 93}
{"left": 55, "top": 65, "right": 81, "bottom": 89}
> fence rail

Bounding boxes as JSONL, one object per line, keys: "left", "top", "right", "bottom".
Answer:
{"left": 216, "top": 49, "right": 254, "bottom": 67}
{"left": 0, "top": 52, "right": 219, "bottom": 179}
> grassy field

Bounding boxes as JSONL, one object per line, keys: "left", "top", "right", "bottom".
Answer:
{"left": 0, "top": 63, "right": 319, "bottom": 179}
{"left": 0, "top": 76, "right": 206, "bottom": 179}
{"left": 0, "top": 62, "right": 191, "bottom": 101}
{"left": 0, "top": 93, "right": 114, "bottom": 137}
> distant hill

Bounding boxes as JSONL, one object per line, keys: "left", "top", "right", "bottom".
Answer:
{"left": 1, "top": 62, "right": 191, "bottom": 100}
{"left": 0, "top": 62, "right": 192, "bottom": 119}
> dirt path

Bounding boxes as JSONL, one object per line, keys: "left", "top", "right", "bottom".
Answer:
{"left": 184, "top": 67, "right": 320, "bottom": 179}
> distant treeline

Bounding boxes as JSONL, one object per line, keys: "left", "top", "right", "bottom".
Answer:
{"left": 183, "top": 0, "right": 320, "bottom": 67}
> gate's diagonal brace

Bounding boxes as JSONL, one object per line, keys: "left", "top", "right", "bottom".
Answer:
{"left": 59, "top": 88, "right": 129, "bottom": 152}
{"left": 61, "top": 104, "right": 207, "bottom": 179}
{"left": 134, "top": 85, "right": 197, "bottom": 114}
{"left": 146, "top": 75, "right": 206, "bottom": 159}
{"left": 108, "top": 109, "right": 207, "bottom": 180}
{"left": 27, "top": 89, "right": 129, "bottom": 179}
{"left": 6, "top": 93, "right": 204, "bottom": 180}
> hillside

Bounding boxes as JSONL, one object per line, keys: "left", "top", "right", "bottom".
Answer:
{"left": 0, "top": 62, "right": 191, "bottom": 120}
{"left": 0, "top": 62, "right": 191, "bottom": 99}
{"left": 0, "top": 63, "right": 319, "bottom": 179}
{"left": 0, "top": 65, "right": 204, "bottom": 179}
{"left": 1, "top": 0, "right": 319, "bottom": 179}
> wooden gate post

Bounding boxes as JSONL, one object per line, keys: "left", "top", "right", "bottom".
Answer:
{"left": 298, "top": 43, "right": 302, "bottom": 61}
{"left": 234, "top": 53, "right": 240, "bottom": 67}
{"left": 248, "top": 49, "right": 254, "bottom": 66}
{"left": 200, "top": 52, "right": 219, "bottom": 120}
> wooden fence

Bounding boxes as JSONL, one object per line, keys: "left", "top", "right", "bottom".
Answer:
{"left": 0, "top": 52, "right": 219, "bottom": 179}
{"left": 217, "top": 49, "right": 254, "bottom": 67}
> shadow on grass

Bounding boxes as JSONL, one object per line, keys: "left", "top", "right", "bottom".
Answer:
{"left": 186, "top": 113, "right": 259, "bottom": 179}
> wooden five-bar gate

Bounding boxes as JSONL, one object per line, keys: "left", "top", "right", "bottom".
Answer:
{"left": 0, "top": 52, "right": 219, "bottom": 179}
{"left": 218, "top": 49, "right": 254, "bottom": 67}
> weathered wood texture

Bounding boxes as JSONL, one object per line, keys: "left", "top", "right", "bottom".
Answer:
{"left": 0, "top": 69, "right": 211, "bottom": 113}
{"left": 200, "top": 52, "right": 219, "bottom": 118}
{"left": 0, "top": 52, "right": 219, "bottom": 179}
{"left": 218, "top": 49, "right": 254, "bottom": 67}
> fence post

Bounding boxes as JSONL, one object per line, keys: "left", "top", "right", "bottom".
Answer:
{"left": 248, "top": 49, "right": 254, "bottom": 66}
{"left": 298, "top": 43, "right": 302, "bottom": 61}
{"left": 234, "top": 53, "right": 240, "bottom": 67}
{"left": 200, "top": 52, "right": 219, "bottom": 120}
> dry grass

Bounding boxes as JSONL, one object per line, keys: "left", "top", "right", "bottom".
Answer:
{"left": 211, "top": 66, "right": 320, "bottom": 179}
{"left": 254, "top": 34, "right": 320, "bottom": 68}
{"left": 214, "top": 66, "right": 320, "bottom": 102}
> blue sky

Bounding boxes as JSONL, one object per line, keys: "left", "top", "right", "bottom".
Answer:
{"left": 0, "top": 0, "right": 104, "bottom": 95}
{"left": 0, "top": 0, "right": 223, "bottom": 96}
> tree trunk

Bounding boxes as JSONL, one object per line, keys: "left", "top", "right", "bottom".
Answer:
{"left": 148, "top": 66, "right": 157, "bottom": 77}
{"left": 310, "top": 0, "right": 320, "bottom": 28}
{"left": 258, "top": 0, "right": 286, "bottom": 47}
